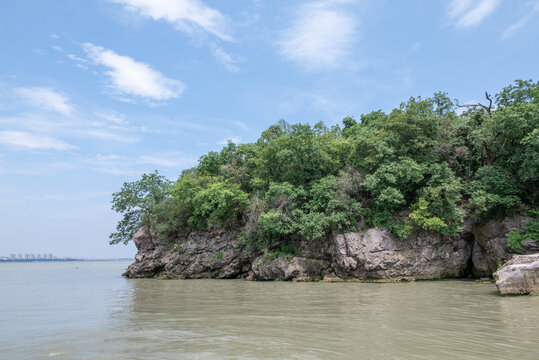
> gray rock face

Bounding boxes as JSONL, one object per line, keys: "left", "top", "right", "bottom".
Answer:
{"left": 133, "top": 226, "right": 155, "bottom": 253}
{"left": 332, "top": 228, "right": 472, "bottom": 280}
{"left": 124, "top": 215, "right": 533, "bottom": 281}
{"left": 124, "top": 228, "right": 253, "bottom": 279}
{"left": 471, "top": 215, "right": 538, "bottom": 276}
{"left": 250, "top": 255, "right": 327, "bottom": 281}
{"left": 494, "top": 254, "right": 539, "bottom": 295}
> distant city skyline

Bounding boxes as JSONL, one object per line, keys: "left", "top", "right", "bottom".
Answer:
{"left": 0, "top": 252, "right": 132, "bottom": 261}
{"left": 5, "top": 253, "right": 55, "bottom": 259}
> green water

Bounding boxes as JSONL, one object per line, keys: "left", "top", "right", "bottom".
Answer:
{"left": 1, "top": 261, "right": 538, "bottom": 359}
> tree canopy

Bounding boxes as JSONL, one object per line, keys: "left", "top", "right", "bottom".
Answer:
{"left": 111, "top": 80, "right": 539, "bottom": 251}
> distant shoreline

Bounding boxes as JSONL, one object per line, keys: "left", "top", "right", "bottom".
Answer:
{"left": 0, "top": 258, "right": 133, "bottom": 263}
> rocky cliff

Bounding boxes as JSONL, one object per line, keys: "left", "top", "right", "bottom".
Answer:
{"left": 123, "top": 215, "right": 538, "bottom": 281}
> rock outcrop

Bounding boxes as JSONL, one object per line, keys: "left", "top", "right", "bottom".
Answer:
{"left": 124, "top": 215, "right": 536, "bottom": 281}
{"left": 250, "top": 256, "right": 328, "bottom": 281}
{"left": 471, "top": 215, "right": 539, "bottom": 276}
{"left": 494, "top": 254, "right": 539, "bottom": 295}
{"left": 124, "top": 227, "right": 252, "bottom": 279}
{"left": 331, "top": 228, "right": 472, "bottom": 280}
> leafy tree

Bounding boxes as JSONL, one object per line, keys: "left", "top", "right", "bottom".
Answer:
{"left": 109, "top": 171, "right": 172, "bottom": 245}
{"left": 409, "top": 163, "right": 464, "bottom": 235}
{"left": 363, "top": 158, "right": 425, "bottom": 212}
{"left": 189, "top": 181, "right": 249, "bottom": 228}
{"left": 469, "top": 166, "right": 521, "bottom": 219}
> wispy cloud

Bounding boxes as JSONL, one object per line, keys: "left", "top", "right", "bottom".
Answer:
{"left": 278, "top": 0, "right": 358, "bottom": 70}
{"left": 90, "top": 152, "right": 197, "bottom": 174}
{"left": 139, "top": 154, "right": 191, "bottom": 167}
{"left": 501, "top": 2, "right": 539, "bottom": 39}
{"left": 0, "top": 130, "right": 76, "bottom": 151}
{"left": 79, "top": 130, "right": 138, "bottom": 143}
{"left": 94, "top": 110, "right": 127, "bottom": 125}
{"left": 448, "top": 0, "right": 500, "bottom": 29}
{"left": 210, "top": 43, "right": 243, "bottom": 72}
{"left": 15, "top": 87, "right": 74, "bottom": 116}
{"left": 82, "top": 42, "right": 186, "bottom": 103}
{"left": 110, "top": 0, "right": 233, "bottom": 41}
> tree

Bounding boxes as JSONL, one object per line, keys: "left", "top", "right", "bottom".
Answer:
{"left": 110, "top": 171, "right": 172, "bottom": 245}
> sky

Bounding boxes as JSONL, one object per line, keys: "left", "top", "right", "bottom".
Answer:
{"left": 0, "top": 0, "right": 538, "bottom": 258}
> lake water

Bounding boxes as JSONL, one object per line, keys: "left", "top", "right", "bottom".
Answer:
{"left": 1, "top": 261, "right": 538, "bottom": 359}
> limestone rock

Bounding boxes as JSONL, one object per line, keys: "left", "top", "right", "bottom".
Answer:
{"left": 471, "top": 215, "right": 538, "bottom": 275}
{"left": 123, "top": 214, "right": 532, "bottom": 280}
{"left": 494, "top": 254, "right": 539, "bottom": 295}
{"left": 124, "top": 227, "right": 253, "bottom": 279}
{"left": 132, "top": 226, "right": 155, "bottom": 252}
{"left": 250, "top": 255, "right": 326, "bottom": 281}
{"left": 332, "top": 228, "right": 472, "bottom": 280}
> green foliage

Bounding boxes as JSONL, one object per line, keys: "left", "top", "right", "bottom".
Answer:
{"left": 409, "top": 198, "right": 450, "bottom": 234}
{"left": 409, "top": 163, "right": 465, "bottom": 235}
{"left": 110, "top": 80, "right": 538, "bottom": 247}
{"left": 470, "top": 166, "right": 521, "bottom": 219}
{"left": 363, "top": 158, "right": 425, "bottom": 212}
{"left": 109, "top": 171, "right": 172, "bottom": 245}
{"left": 255, "top": 120, "right": 345, "bottom": 186}
{"left": 506, "top": 216, "right": 538, "bottom": 251}
{"left": 495, "top": 79, "right": 539, "bottom": 107}
{"left": 189, "top": 181, "right": 249, "bottom": 228}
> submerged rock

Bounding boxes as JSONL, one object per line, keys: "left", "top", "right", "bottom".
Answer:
{"left": 494, "top": 254, "right": 539, "bottom": 295}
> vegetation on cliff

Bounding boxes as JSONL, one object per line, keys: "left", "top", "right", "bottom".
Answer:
{"left": 110, "top": 80, "right": 539, "bottom": 252}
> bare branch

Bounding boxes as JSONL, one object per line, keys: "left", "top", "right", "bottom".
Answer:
{"left": 456, "top": 91, "right": 493, "bottom": 116}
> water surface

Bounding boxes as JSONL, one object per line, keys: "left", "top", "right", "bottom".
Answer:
{"left": 1, "top": 261, "right": 538, "bottom": 359}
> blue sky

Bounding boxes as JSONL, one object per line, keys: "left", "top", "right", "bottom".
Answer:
{"left": 1, "top": 0, "right": 538, "bottom": 258}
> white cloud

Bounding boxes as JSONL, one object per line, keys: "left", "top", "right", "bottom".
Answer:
{"left": 111, "top": 0, "right": 233, "bottom": 41}
{"left": 501, "top": 2, "right": 539, "bottom": 39}
{"left": 448, "top": 0, "right": 500, "bottom": 29}
{"left": 67, "top": 53, "right": 87, "bottom": 63}
{"left": 15, "top": 87, "right": 74, "bottom": 116}
{"left": 95, "top": 110, "right": 127, "bottom": 125}
{"left": 0, "top": 130, "right": 76, "bottom": 151}
{"left": 82, "top": 42, "right": 186, "bottom": 103}
{"left": 210, "top": 44, "right": 243, "bottom": 72}
{"left": 278, "top": 0, "right": 358, "bottom": 70}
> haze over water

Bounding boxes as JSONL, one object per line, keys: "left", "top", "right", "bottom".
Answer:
{"left": 1, "top": 261, "right": 538, "bottom": 359}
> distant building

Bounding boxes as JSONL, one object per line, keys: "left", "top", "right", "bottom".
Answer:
{"left": 18, "top": 254, "right": 23, "bottom": 259}
{"left": 9, "top": 254, "right": 16, "bottom": 259}
{"left": 25, "top": 254, "right": 31, "bottom": 260}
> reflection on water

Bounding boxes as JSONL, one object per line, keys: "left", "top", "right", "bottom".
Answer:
{"left": 1, "top": 261, "right": 538, "bottom": 359}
